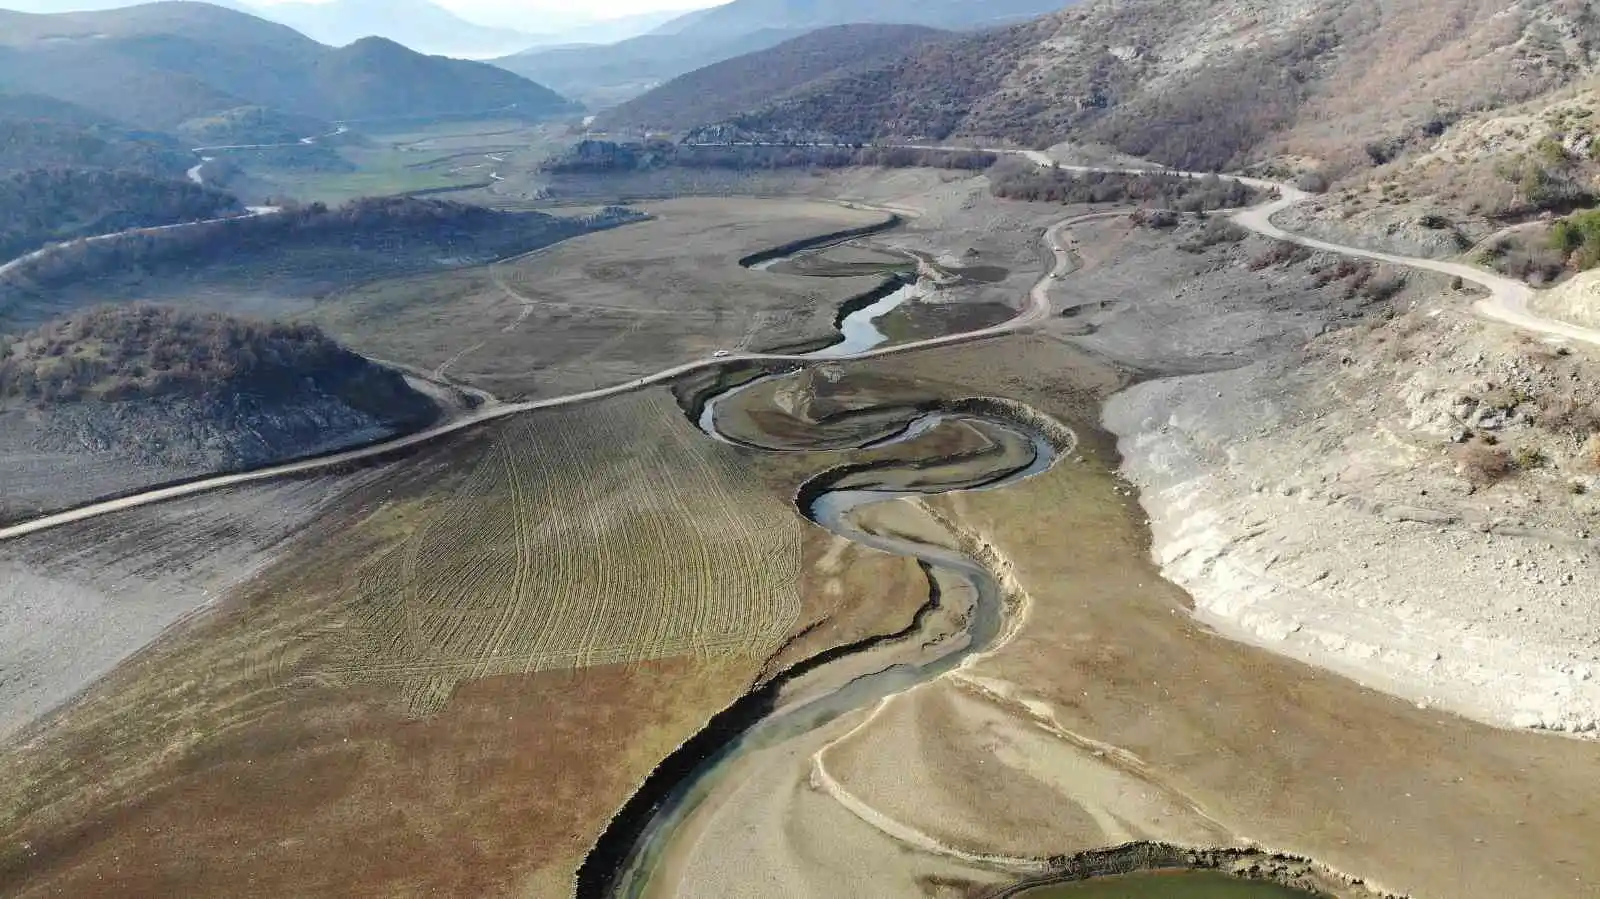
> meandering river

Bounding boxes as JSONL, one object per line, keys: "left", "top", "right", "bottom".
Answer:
{"left": 590, "top": 229, "right": 1072, "bottom": 898}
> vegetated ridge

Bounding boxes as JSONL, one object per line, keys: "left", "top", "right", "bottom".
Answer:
{"left": 988, "top": 161, "right": 1262, "bottom": 211}
{"left": 176, "top": 105, "right": 333, "bottom": 147}
{"left": 0, "top": 197, "right": 646, "bottom": 331}
{"left": 543, "top": 139, "right": 996, "bottom": 175}
{"left": 0, "top": 2, "right": 579, "bottom": 130}
{"left": 698, "top": 0, "right": 1600, "bottom": 175}
{"left": 0, "top": 303, "right": 437, "bottom": 474}
{"left": 595, "top": 24, "right": 952, "bottom": 135}
{"left": 0, "top": 167, "right": 242, "bottom": 261}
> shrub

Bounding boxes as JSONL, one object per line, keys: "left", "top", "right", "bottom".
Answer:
{"left": 1248, "top": 240, "right": 1312, "bottom": 271}
{"left": 1455, "top": 440, "right": 1514, "bottom": 486}
{"left": 1549, "top": 208, "right": 1600, "bottom": 271}
{"left": 1513, "top": 445, "right": 1549, "bottom": 470}
{"left": 1179, "top": 217, "right": 1248, "bottom": 252}
{"left": 1359, "top": 268, "right": 1407, "bottom": 302}
{"left": 1295, "top": 171, "right": 1330, "bottom": 193}
{"left": 1131, "top": 208, "right": 1180, "bottom": 229}
{"left": 1536, "top": 397, "right": 1600, "bottom": 435}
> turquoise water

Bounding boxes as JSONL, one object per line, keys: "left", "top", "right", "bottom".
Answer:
{"left": 1016, "top": 871, "right": 1324, "bottom": 898}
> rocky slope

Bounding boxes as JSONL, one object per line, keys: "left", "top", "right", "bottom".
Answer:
{"left": 1049, "top": 205, "right": 1600, "bottom": 736}
{"left": 704, "top": 0, "right": 1600, "bottom": 174}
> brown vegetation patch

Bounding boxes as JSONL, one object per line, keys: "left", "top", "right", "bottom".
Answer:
{"left": 1454, "top": 438, "right": 1515, "bottom": 486}
{"left": 0, "top": 304, "right": 419, "bottom": 411}
{"left": 989, "top": 163, "right": 1261, "bottom": 210}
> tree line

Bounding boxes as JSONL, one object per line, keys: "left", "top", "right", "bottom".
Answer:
{"left": 543, "top": 139, "right": 996, "bottom": 175}
{"left": 988, "top": 162, "right": 1261, "bottom": 211}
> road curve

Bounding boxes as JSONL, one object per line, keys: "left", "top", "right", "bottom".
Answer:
{"left": 964, "top": 145, "right": 1600, "bottom": 349}
{"left": 7, "top": 152, "right": 1600, "bottom": 541}
{"left": 1234, "top": 189, "right": 1600, "bottom": 349}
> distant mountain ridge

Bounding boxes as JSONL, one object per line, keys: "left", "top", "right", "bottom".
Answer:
{"left": 493, "top": 0, "right": 1065, "bottom": 109}
{"left": 596, "top": 24, "right": 951, "bottom": 135}
{"left": 0, "top": 2, "right": 578, "bottom": 131}
{"left": 646, "top": 0, "right": 1068, "bottom": 39}
{"left": 254, "top": 0, "right": 536, "bottom": 58}
{"left": 492, "top": 27, "right": 806, "bottom": 109}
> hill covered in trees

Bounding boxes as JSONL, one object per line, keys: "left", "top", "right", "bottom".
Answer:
{"left": 0, "top": 304, "right": 438, "bottom": 509}
{"left": 988, "top": 162, "right": 1262, "bottom": 210}
{"left": 176, "top": 105, "right": 334, "bottom": 148}
{"left": 0, "top": 168, "right": 241, "bottom": 261}
{"left": 0, "top": 304, "right": 423, "bottom": 412}
{"left": 0, "top": 196, "right": 646, "bottom": 331}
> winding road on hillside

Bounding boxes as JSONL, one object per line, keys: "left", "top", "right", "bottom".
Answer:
{"left": 4, "top": 151, "right": 1600, "bottom": 542}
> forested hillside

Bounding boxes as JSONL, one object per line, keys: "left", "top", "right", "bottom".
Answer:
{"left": 0, "top": 304, "right": 419, "bottom": 412}
{"left": 176, "top": 105, "right": 332, "bottom": 148}
{"left": 0, "top": 304, "right": 439, "bottom": 488}
{"left": 543, "top": 139, "right": 995, "bottom": 174}
{"left": 0, "top": 168, "right": 241, "bottom": 261}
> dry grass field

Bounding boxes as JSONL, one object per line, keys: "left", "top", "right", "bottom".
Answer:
{"left": 311, "top": 197, "right": 890, "bottom": 400}
{"left": 326, "top": 390, "right": 803, "bottom": 714}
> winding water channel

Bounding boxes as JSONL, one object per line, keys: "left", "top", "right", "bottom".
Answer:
{"left": 585, "top": 223, "right": 1322, "bottom": 899}
{"left": 579, "top": 232, "right": 1070, "bottom": 897}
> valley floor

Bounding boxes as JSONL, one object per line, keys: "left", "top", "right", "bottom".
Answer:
{"left": 4, "top": 162, "right": 1600, "bottom": 899}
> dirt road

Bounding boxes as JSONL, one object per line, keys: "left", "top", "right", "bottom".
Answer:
{"left": 1234, "top": 188, "right": 1600, "bottom": 348}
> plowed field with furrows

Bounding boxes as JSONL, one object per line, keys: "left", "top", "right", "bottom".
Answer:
{"left": 324, "top": 391, "right": 802, "bottom": 713}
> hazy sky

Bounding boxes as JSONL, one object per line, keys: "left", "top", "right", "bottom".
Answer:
{"left": 3, "top": 0, "right": 726, "bottom": 27}
{"left": 256, "top": 0, "right": 723, "bottom": 25}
